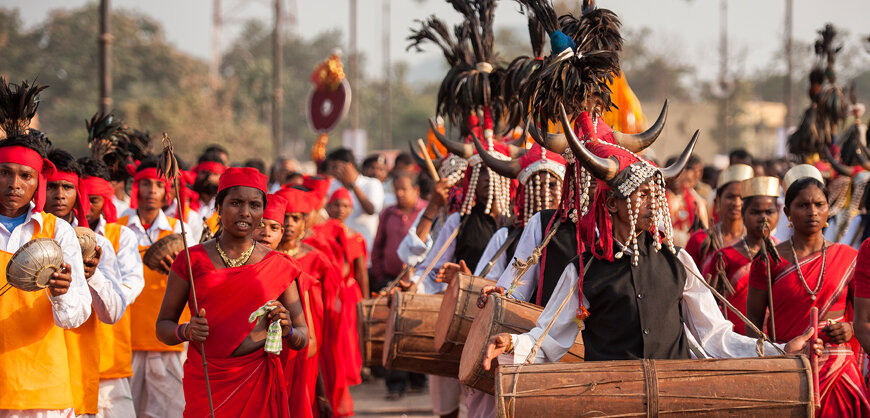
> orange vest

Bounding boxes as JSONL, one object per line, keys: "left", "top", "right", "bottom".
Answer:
{"left": 0, "top": 213, "right": 75, "bottom": 410}
{"left": 119, "top": 215, "right": 190, "bottom": 352}
{"left": 95, "top": 223, "right": 134, "bottom": 379}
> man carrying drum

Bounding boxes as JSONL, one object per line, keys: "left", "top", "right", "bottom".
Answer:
{"left": 118, "top": 158, "right": 194, "bottom": 418}
{"left": 0, "top": 130, "right": 91, "bottom": 417}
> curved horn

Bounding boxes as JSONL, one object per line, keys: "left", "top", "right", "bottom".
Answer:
{"left": 660, "top": 130, "right": 701, "bottom": 182}
{"left": 612, "top": 99, "right": 669, "bottom": 153}
{"left": 856, "top": 142, "right": 870, "bottom": 171}
{"left": 823, "top": 145, "right": 853, "bottom": 176}
{"left": 559, "top": 103, "right": 619, "bottom": 180}
{"left": 408, "top": 140, "right": 428, "bottom": 169}
{"left": 511, "top": 119, "right": 530, "bottom": 148}
{"left": 428, "top": 118, "right": 473, "bottom": 158}
{"left": 431, "top": 141, "right": 445, "bottom": 159}
{"left": 527, "top": 118, "right": 569, "bottom": 155}
{"left": 470, "top": 134, "right": 522, "bottom": 179}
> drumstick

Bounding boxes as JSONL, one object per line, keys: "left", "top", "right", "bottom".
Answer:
{"left": 810, "top": 307, "right": 820, "bottom": 409}
{"left": 417, "top": 138, "right": 440, "bottom": 181}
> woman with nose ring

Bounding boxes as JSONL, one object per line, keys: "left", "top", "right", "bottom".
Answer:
{"left": 156, "top": 167, "right": 309, "bottom": 417}
{"left": 747, "top": 165, "right": 870, "bottom": 416}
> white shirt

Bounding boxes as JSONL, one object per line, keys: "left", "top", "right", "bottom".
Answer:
{"left": 473, "top": 227, "right": 510, "bottom": 280}
{"left": 495, "top": 212, "right": 545, "bottom": 301}
{"left": 93, "top": 216, "right": 145, "bottom": 306}
{"left": 508, "top": 249, "right": 785, "bottom": 364}
{"left": 71, "top": 217, "right": 126, "bottom": 324}
{"left": 164, "top": 201, "right": 204, "bottom": 244}
{"left": 0, "top": 206, "right": 91, "bottom": 329}
{"left": 410, "top": 212, "right": 460, "bottom": 295}
{"left": 119, "top": 208, "right": 195, "bottom": 248}
{"left": 195, "top": 196, "right": 216, "bottom": 221}
{"left": 112, "top": 195, "right": 130, "bottom": 218}
{"left": 397, "top": 210, "right": 441, "bottom": 268}
{"left": 330, "top": 175, "right": 384, "bottom": 255}
{"left": 837, "top": 215, "right": 866, "bottom": 249}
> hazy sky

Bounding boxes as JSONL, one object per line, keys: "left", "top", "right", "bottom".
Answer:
{"left": 12, "top": 0, "right": 870, "bottom": 86}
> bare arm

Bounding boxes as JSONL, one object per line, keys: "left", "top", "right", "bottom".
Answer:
{"left": 415, "top": 179, "right": 448, "bottom": 240}
{"left": 156, "top": 270, "right": 197, "bottom": 345}
{"left": 745, "top": 286, "right": 769, "bottom": 339}
{"left": 278, "top": 280, "right": 309, "bottom": 351}
{"left": 354, "top": 256, "right": 370, "bottom": 298}
{"left": 351, "top": 184, "right": 376, "bottom": 215}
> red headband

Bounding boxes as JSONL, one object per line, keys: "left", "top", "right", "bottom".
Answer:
{"left": 263, "top": 193, "right": 288, "bottom": 223}
{"left": 48, "top": 171, "right": 90, "bottom": 227}
{"left": 218, "top": 167, "right": 268, "bottom": 195}
{"left": 328, "top": 187, "right": 353, "bottom": 208}
{"left": 82, "top": 177, "right": 118, "bottom": 223}
{"left": 192, "top": 161, "right": 226, "bottom": 175}
{"left": 0, "top": 146, "right": 56, "bottom": 213}
{"left": 130, "top": 168, "right": 169, "bottom": 209}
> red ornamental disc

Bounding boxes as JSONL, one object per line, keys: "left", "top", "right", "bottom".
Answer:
{"left": 307, "top": 79, "right": 351, "bottom": 133}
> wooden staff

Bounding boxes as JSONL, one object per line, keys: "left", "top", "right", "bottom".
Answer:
{"left": 417, "top": 138, "right": 440, "bottom": 181}
{"left": 158, "top": 134, "right": 215, "bottom": 418}
{"left": 810, "top": 306, "right": 820, "bottom": 409}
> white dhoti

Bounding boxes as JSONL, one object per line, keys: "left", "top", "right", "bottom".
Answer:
{"left": 130, "top": 351, "right": 184, "bottom": 418}
{"left": 96, "top": 377, "right": 135, "bottom": 418}
{"left": 429, "top": 375, "right": 465, "bottom": 416}
{"left": 465, "top": 388, "right": 495, "bottom": 418}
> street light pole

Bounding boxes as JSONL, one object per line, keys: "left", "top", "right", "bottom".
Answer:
{"left": 273, "top": 0, "right": 283, "bottom": 156}
{"left": 98, "top": 0, "right": 112, "bottom": 114}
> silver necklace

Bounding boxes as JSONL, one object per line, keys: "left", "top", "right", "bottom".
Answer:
{"left": 789, "top": 238, "right": 826, "bottom": 300}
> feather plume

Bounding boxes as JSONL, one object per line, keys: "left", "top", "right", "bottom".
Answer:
{"left": 87, "top": 112, "right": 126, "bottom": 159}
{"left": 406, "top": 16, "right": 471, "bottom": 67}
{"left": 0, "top": 78, "right": 48, "bottom": 139}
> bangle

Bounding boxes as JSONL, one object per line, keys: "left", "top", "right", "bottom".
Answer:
{"left": 505, "top": 337, "right": 514, "bottom": 354}
{"left": 175, "top": 323, "right": 188, "bottom": 342}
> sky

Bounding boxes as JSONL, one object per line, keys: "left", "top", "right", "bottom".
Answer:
{"left": 12, "top": 0, "right": 870, "bottom": 87}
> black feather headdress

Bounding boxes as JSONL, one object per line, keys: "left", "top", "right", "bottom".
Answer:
{"left": 498, "top": 12, "right": 547, "bottom": 133}
{"left": 516, "top": 0, "right": 622, "bottom": 125}
{"left": 0, "top": 78, "right": 49, "bottom": 139}
{"left": 87, "top": 112, "right": 153, "bottom": 181}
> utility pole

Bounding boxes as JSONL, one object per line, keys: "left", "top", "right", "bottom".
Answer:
{"left": 784, "top": 0, "right": 793, "bottom": 129}
{"left": 287, "top": 0, "right": 298, "bottom": 37}
{"left": 719, "top": 0, "right": 729, "bottom": 146}
{"left": 349, "top": 0, "right": 360, "bottom": 132}
{"left": 273, "top": 0, "right": 283, "bottom": 156}
{"left": 98, "top": 0, "right": 112, "bottom": 114}
{"left": 382, "top": 0, "right": 392, "bottom": 148}
{"left": 210, "top": 0, "right": 221, "bottom": 91}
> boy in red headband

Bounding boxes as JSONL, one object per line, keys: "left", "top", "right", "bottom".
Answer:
{"left": 47, "top": 149, "right": 129, "bottom": 417}
{"left": 190, "top": 155, "right": 226, "bottom": 221}
{"left": 118, "top": 158, "right": 194, "bottom": 418}
{"left": 0, "top": 133, "right": 91, "bottom": 417}
{"left": 157, "top": 167, "right": 309, "bottom": 418}
{"left": 79, "top": 156, "right": 145, "bottom": 418}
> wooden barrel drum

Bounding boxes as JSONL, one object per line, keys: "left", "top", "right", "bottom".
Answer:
{"left": 382, "top": 292, "right": 463, "bottom": 377}
{"left": 434, "top": 274, "right": 495, "bottom": 352}
{"left": 496, "top": 356, "right": 814, "bottom": 417}
{"left": 357, "top": 298, "right": 390, "bottom": 368}
{"left": 459, "top": 294, "right": 585, "bottom": 394}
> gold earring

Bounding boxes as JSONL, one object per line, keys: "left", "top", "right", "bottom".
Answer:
{"left": 258, "top": 221, "right": 265, "bottom": 228}
{"left": 787, "top": 217, "right": 792, "bottom": 228}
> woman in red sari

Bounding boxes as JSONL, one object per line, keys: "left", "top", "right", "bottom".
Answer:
{"left": 748, "top": 165, "right": 870, "bottom": 417}
{"left": 156, "top": 167, "right": 309, "bottom": 418}
{"left": 703, "top": 176, "right": 780, "bottom": 335}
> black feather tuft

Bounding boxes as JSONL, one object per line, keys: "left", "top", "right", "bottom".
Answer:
{"left": 0, "top": 77, "right": 49, "bottom": 139}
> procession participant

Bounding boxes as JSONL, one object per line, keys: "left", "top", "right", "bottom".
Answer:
{"left": 46, "top": 149, "right": 127, "bottom": 417}
{"left": 854, "top": 237, "right": 870, "bottom": 359}
{"left": 156, "top": 167, "right": 309, "bottom": 418}
{"left": 190, "top": 154, "right": 226, "bottom": 221}
{"left": 747, "top": 165, "right": 870, "bottom": 416}
{"left": 324, "top": 148, "right": 384, "bottom": 255}
{"left": 118, "top": 158, "right": 194, "bottom": 418}
{"left": 835, "top": 173, "right": 870, "bottom": 249}
{"left": 79, "top": 156, "right": 145, "bottom": 418}
{"left": 685, "top": 164, "right": 754, "bottom": 269}
{"left": 0, "top": 128, "right": 91, "bottom": 417}
{"left": 481, "top": 117, "right": 821, "bottom": 371}
{"left": 371, "top": 172, "right": 427, "bottom": 290}
{"left": 260, "top": 190, "right": 338, "bottom": 417}
{"left": 164, "top": 168, "right": 205, "bottom": 245}
{"left": 702, "top": 176, "right": 780, "bottom": 335}
{"left": 325, "top": 187, "right": 368, "bottom": 296}
{"left": 666, "top": 154, "right": 709, "bottom": 247}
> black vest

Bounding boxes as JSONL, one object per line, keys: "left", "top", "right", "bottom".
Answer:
{"left": 530, "top": 210, "right": 578, "bottom": 306}
{"left": 455, "top": 205, "right": 498, "bottom": 272}
{"left": 579, "top": 232, "right": 691, "bottom": 361}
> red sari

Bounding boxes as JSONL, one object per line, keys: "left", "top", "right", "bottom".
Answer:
{"left": 703, "top": 244, "right": 753, "bottom": 335}
{"left": 172, "top": 246, "right": 302, "bottom": 418}
{"left": 749, "top": 243, "right": 870, "bottom": 417}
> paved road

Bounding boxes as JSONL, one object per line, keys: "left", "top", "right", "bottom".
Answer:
{"left": 350, "top": 377, "right": 434, "bottom": 417}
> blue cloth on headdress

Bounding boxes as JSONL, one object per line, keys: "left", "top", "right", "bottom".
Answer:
{"left": 549, "top": 30, "right": 576, "bottom": 54}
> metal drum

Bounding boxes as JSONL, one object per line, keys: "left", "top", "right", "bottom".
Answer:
{"left": 434, "top": 274, "right": 495, "bottom": 352}
{"left": 6, "top": 238, "right": 64, "bottom": 292}
{"left": 496, "top": 357, "right": 814, "bottom": 417}
{"left": 382, "top": 292, "right": 462, "bottom": 377}
{"left": 143, "top": 233, "right": 184, "bottom": 271}
{"left": 74, "top": 227, "right": 98, "bottom": 259}
{"left": 357, "top": 298, "right": 390, "bottom": 368}
{"left": 459, "top": 294, "right": 584, "bottom": 394}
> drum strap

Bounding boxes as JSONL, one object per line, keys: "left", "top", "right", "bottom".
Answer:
{"left": 479, "top": 227, "right": 522, "bottom": 278}
{"left": 642, "top": 359, "right": 659, "bottom": 418}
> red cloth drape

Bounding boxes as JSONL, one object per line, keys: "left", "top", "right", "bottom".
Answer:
{"left": 703, "top": 245, "right": 753, "bottom": 335}
{"left": 749, "top": 243, "right": 870, "bottom": 417}
{"left": 171, "top": 247, "right": 302, "bottom": 418}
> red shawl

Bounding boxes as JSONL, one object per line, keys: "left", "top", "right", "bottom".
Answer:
{"left": 171, "top": 247, "right": 302, "bottom": 418}
{"left": 703, "top": 245, "right": 752, "bottom": 335}
{"left": 749, "top": 243, "right": 870, "bottom": 416}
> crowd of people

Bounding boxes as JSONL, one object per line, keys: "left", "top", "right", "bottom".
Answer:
{"left": 6, "top": 0, "right": 870, "bottom": 417}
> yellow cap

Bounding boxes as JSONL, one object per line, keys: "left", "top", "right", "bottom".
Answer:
{"left": 717, "top": 164, "right": 754, "bottom": 189}
{"left": 742, "top": 176, "right": 780, "bottom": 198}
{"left": 783, "top": 164, "right": 825, "bottom": 194}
